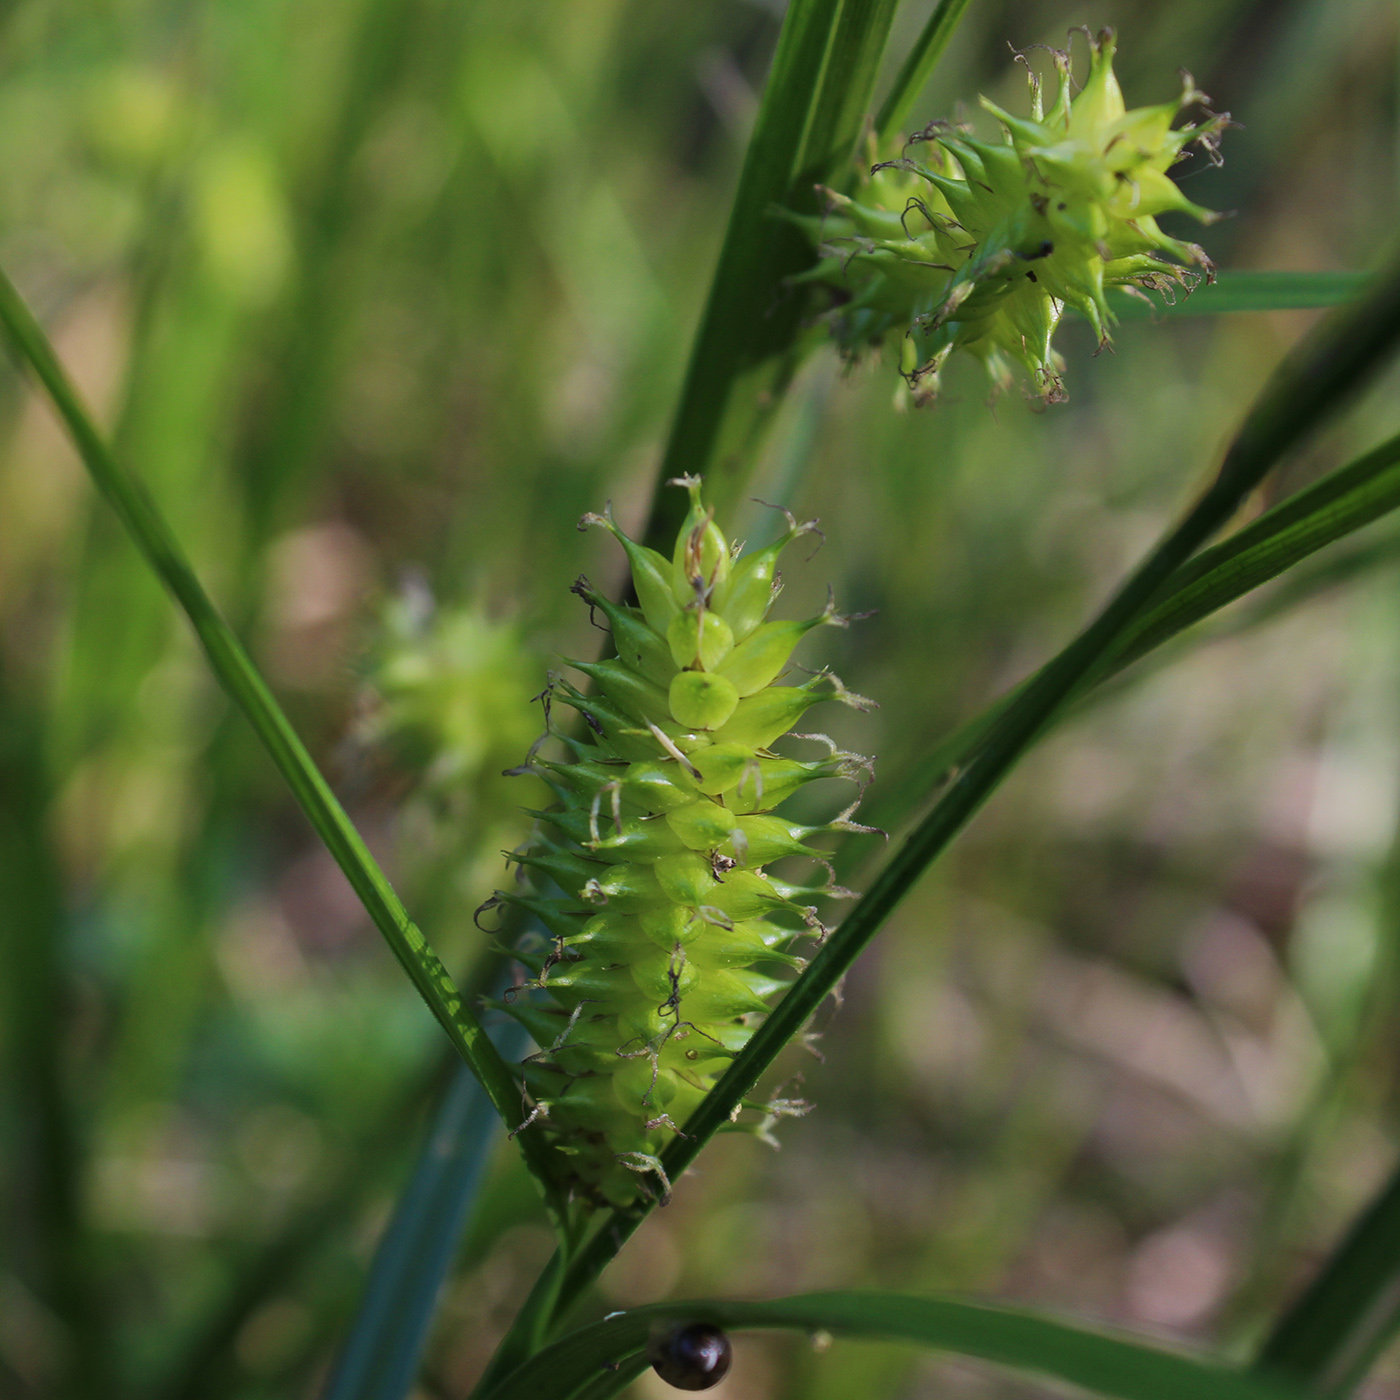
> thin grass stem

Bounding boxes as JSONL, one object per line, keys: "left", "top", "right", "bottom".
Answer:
{"left": 0, "top": 264, "right": 571, "bottom": 1226}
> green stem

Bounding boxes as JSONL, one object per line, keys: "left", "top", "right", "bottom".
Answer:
{"left": 1252, "top": 1166, "right": 1400, "bottom": 1395}
{"left": 641, "top": 0, "right": 842, "bottom": 552}
{"left": 642, "top": 0, "right": 911, "bottom": 551}
{"left": 874, "top": 0, "right": 975, "bottom": 141}
{"left": 544, "top": 251, "right": 1400, "bottom": 1324}
{"left": 0, "top": 264, "right": 569, "bottom": 1224}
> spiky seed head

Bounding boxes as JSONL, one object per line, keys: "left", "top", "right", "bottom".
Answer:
{"left": 495, "top": 480, "right": 875, "bottom": 1205}
{"left": 791, "top": 30, "right": 1229, "bottom": 404}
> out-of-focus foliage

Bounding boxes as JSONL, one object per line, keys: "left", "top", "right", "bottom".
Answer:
{"left": 3, "top": 0, "right": 1400, "bottom": 1397}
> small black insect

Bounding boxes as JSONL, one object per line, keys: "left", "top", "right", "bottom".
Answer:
{"left": 647, "top": 1322, "right": 733, "bottom": 1391}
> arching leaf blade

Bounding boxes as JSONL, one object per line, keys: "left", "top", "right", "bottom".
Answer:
{"left": 862, "top": 427, "right": 1400, "bottom": 842}
{"left": 874, "top": 0, "right": 976, "bottom": 141}
{"left": 481, "top": 1293, "right": 1307, "bottom": 1400}
{"left": 1102, "top": 431, "right": 1400, "bottom": 669}
{"left": 0, "top": 265, "right": 571, "bottom": 1225}
{"left": 1107, "top": 270, "right": 1369, "bottom": 321}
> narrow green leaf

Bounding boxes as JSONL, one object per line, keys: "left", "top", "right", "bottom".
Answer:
{"left": 643, "top": 0, "right": 904, "bottom": 550}
{"left": 323, "top": 1020, "right": 529, "bottom": 1400}
{"left": 482, "top": 1293, "right": 1305, "bottom": 1400}
{"left": 1108, "top": 271, "right": 1370, "bottom": 321}
{"left": 1105, "top": 429, "right": 1400, "bottom": 673}
{"left": 874, "top": 0, "right": 975, "bottom": 141}
{"left": 795, "top": 0, "right": 901, "bottom": 186}
{"left": 469, "top": 1246, "right": 571, "bottom": 1398}
{"left": 1206, "top": 528, "right": 1400, "bottom": 638}
{"left": 865, "top": 427, "right": 1400, "bottom": 834}
{"left": 561, "top": 1354, "right": 652, "bottom": 1400}
{"left": 641, "top": 0, "right": 841, "bottom": 549}
{"left": 544, "top": 243, "right": 1400, "bottom": 1331}
{"left": 1253, "top": 1164, "right": 1400, "bottom": 1394}
{"left": 0, "top": 265, "right": 570, "bottom": 1224}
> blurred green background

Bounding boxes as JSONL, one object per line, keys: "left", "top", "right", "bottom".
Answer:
{"left": 3, "top": 0, "right": 1400, "bottom": 1396}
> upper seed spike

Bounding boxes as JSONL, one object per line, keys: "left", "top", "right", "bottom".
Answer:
{"left": 791, "top": 29, "right": 1226, "bottom": 404}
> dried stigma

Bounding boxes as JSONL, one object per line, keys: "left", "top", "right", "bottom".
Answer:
{"left": 491, "top": 479, "right": 875, "bottom": 1206}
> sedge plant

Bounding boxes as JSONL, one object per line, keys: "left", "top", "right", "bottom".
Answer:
{"left": 7, "top": 3, "right": 1400, "bottom": 1400}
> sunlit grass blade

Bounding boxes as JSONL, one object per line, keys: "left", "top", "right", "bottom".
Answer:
{"left": 480, "top": 1293, "right": 1306, "bottom": 1400}
{"left": 874, "top": 0, "right": 975, "bottom": 141}
{"left": 323, "top": 1020, "right": 529, "bottom": 1400}
{"left": 1108, "top": 270, "right": 1370, "bottom": 320}
{"left": 1253, "top": 1165, "right": 1400, "bottom": 1394}
{"left": 0, "top": 264, "right": 570, "bottom": 1224}
{"left": 542, "top": 250, "right": 1400, "bottom": 1326}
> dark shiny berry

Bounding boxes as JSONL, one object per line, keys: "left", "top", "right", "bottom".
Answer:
{"left": 647, "top": 1322, "right": 733, "bottom": 1391}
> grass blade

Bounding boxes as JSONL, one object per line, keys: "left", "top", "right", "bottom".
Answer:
{"left": 564, "top": 1354, "right": 652, "bottom": 1400}
{"left": 795, "top": 0, "right": 902, "bottom": 187}
{"left": 323, "top": 1019, "right": 530, "bottom": 1400}
{"left": 480, "top": 1292, "right": 1306, "bottom": 1400}
{"left": 866, "top": 426, "right": 1400, "bottom": 833}
{"left": 642, "top": 0, "right": 840, "bottom": 547}
{"left": 1104, "top": 431, "right": 1400, "bottom": 669}
{"left": 643, "top": 0, "right": 909, "bottom": 548}
{"left": 1253, "top": 1165, "right": 1400, "bottom": 1393}
{"left": 0, "top": 264, "right": 569, "bottom": 1222}
{"left": 1109, "top": 271, "right": 1370, "bottom": 320}
{"left": 542, "top": 250, "right": 1400, "bottom": 1325}
{"left": 874, "top": 0, "right": 976, "bottom": 141}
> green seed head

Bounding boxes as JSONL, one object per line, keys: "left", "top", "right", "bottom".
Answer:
{"left": 496, "top": 481, "right": 874, "bottom": 1205}
{"left": 793, "top": 30, "right": 1229, "bottom": 404}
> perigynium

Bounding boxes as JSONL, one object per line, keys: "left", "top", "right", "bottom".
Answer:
{"left": 789, "top": 28, "right": 1231, "bottom": 403}
{"left": 486, "top": 478, "right": 875, "bottom": 1207}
